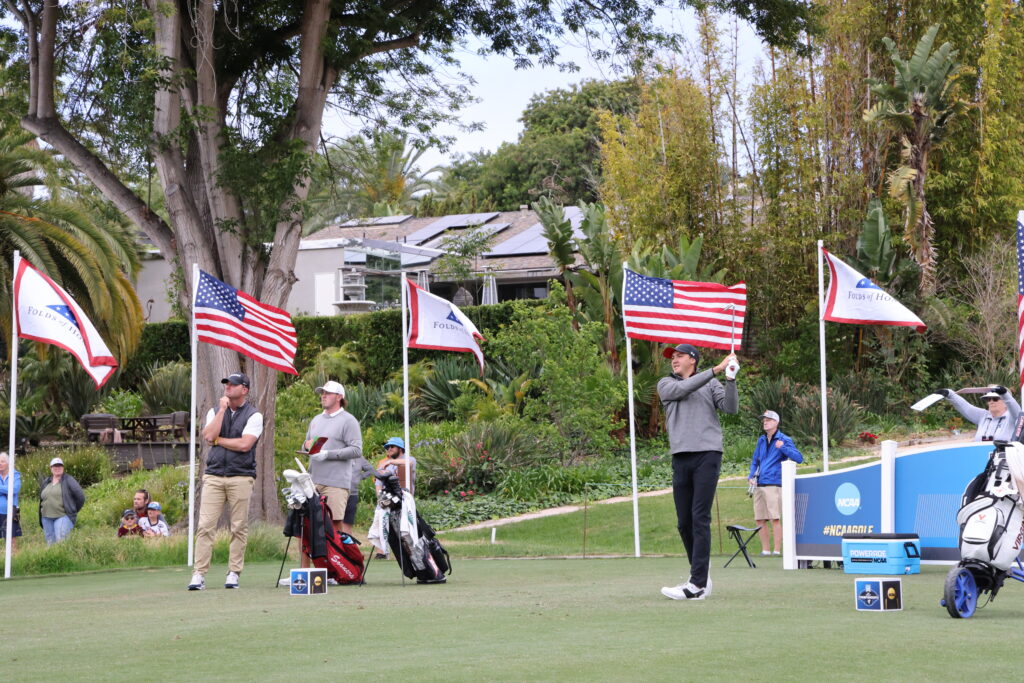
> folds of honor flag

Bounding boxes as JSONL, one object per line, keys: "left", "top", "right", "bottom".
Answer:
{"left": 821, "top": 248, "right": 926, "bottom": 332}
{"left": 13, "top": 254, "right": 118, "bottom": 387}
{"left": 405, "top": 278, "right": 485, "bottom": 373}
{"left": 193, "top": 269, "right": 298, "bottom": 375}
{"left": 622, "top": 268, "right": 746, "bottom": 350}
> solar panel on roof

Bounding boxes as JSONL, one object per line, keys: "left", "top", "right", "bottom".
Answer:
{"left": 368, "top": 215, "right": 413, "bottom": 225}
{"left": 485, "top": 223, "right": 546, "bottom": 257}
{"left": 405, "top": 212, "right": 500, "bottom": 244}
{"left": 418, "top": 222, "right": 511, "bottom": 250}
{"left": 485, "top": 207, "right": 586, "bottom": 257}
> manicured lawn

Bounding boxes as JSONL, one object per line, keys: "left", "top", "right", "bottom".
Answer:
{"left": 2, "top": 556, "right": 1021, "bottom": 680}
{"left": 442, "top": 483, "right": 760, "bottom": 558}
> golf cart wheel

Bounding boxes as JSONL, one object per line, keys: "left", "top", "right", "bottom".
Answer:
{"left": 943, "top": 566, "right": 978, "bottom": 619}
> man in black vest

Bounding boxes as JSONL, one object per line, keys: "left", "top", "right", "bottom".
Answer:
{"left": 188, "top": 372, "right": 264, "bottom": 591}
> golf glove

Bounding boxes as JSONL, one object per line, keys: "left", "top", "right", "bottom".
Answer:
{"left": 725, "top": 359, "right": 740, "bottom": 380}
{"left": 309, "top": 449, "right": 330, "bottom": 462}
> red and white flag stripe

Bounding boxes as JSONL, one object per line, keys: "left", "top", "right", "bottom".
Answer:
{"left": 193, "top": 270, "right": 298, "bottom": 375}
{"left": 622, "top": 269, "right": 746, "bottom": 351}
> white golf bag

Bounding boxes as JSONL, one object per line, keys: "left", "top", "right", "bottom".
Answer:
{"left": 957, "top": 443, "right": 1024, "bottom": 572}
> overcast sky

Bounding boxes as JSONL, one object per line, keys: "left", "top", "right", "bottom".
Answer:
{"left": 322, "top": 8, "right": 766, "bottom": 172}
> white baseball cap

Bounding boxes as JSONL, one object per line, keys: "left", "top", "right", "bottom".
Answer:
{"left": 760, "top": 410, "right": 780, "bottom": 422}
{"left": 315, "top": 380, "right": 346, "bottom": 398}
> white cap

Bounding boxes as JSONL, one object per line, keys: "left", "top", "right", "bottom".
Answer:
{"left": 760, "top": 410, "right": 780, "bottom": 422}
{"left": 315, "top": 380, "right": 346, "bottom": 398}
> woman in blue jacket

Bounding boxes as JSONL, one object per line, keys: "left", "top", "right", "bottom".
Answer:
{"left": 748, "top": 410, "right": 803, "bottom": 556}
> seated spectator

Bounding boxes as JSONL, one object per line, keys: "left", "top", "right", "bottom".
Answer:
{"left": 133, "top": 488, "right": 166, "bottom": 524}
{"left": 376, "top": 437, "right": 416, "bottom": 494}
{"left": 132, "top": 489, "right": 150, "bottom": 519}
{"left": 139, "top": 502, "right": 170, "bottom": 537}
{"left": 117, "top": 509, "right": 143, "bottom": 537}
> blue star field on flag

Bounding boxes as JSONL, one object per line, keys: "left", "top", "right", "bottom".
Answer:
{"left": 47, "top": 305, "right": 80, "bottom": 328}
{"left": 624, "top": 270, "right": 675, "bottom": 308}
{"left": 195, "top": 272, "right": 246, "bottom": 320}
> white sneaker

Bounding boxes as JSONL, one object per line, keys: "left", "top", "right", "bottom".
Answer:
{"left": 327, "top": 578, "right": 338, "bottom": 586}
{"left": 660, "top": 581, "right": 707, "bottom": 600}
{"left": 225, "top": 571, "right": 240, "bottom": 589}
{"left": 760, "top": 551, "right": 771, "bottom": 556}
{"left": 187, "top": 572, "right": 205, "bottom": 591}
{"left": 772, "top": 551, "right": 781, "bottom": 556}
{"left": 278, "top": 578, "right": 291, "bottom": 587}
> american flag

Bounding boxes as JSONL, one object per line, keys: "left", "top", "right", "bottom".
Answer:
{"left": 193, "top": 270, "right": 298, "bottom": 375}
{"left": 1017, "top": 211, "right": 1024, "bottom": 390}
{"left": 622, "top": 268, "right": 746, "bottom": 350}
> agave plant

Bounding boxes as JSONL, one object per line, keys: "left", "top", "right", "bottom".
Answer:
{"left": 417, "top": 356, "right": 480, "bottom": 420}
{"left": 140, "top": 361, "right": 191, "bottom": 413}
{"left": 344, "top": 382, "right": 388, "bottom": 425}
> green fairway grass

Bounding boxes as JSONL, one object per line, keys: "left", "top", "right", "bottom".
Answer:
{"left": 442, "top": 484, "right": 759, "bottom": 558}
{"left": 2, "top": 556, "right": 1022, "bottom": 681}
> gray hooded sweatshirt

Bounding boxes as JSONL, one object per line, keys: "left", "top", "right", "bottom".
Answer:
{"left": 657, "top": 368, "right": 738, "bottom": 454}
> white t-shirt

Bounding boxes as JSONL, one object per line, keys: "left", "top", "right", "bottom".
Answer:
{"left": 140, "top": 517, "right": 170, "bottom": 536}
{"left": 205, "top": 407, "right": 264, "bottom": 438}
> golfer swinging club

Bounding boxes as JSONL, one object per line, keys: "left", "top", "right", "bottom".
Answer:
{"left": 658, "top": 343, "right": 738, "bottom": 600}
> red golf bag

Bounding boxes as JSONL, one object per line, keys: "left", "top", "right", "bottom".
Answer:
{"left": 284, "top": 494, "right": 365, "bottom": 584}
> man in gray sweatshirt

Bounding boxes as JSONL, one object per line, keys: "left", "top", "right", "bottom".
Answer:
{"left": 657, "top": 343, "right": 739, "bottom": 601}
{"left": 304, "top": 380, "right": 363, "bottom": 534}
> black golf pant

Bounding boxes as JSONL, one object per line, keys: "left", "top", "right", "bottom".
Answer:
{"left": 672, "top": 450, "right": 722, "bottom": 589}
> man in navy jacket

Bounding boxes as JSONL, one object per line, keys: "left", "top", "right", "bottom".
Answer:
{"left": 748, "top": 410, "right": 803, "bottom": 556}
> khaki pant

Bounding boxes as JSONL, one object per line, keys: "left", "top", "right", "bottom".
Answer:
{"left": 194, "top": 474, "right": 254, "bottom": 575}
{"left": 753, "top": 485, "right": 782, "bottom": 520}
{"left": 316, "top": 484, "right": 350, "bottom": 522}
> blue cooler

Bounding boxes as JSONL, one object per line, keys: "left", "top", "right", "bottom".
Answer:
{"left": 841, "top": 533, "right": 920, "bottom": 575}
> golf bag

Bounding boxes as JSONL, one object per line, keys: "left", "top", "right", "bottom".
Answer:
{"left": 375, "top": 472, "right": 451, "bottom": 583}
{"left": 282, "top": 469, "right": 365, "bottom": 584}
{"left": 956, "top": 443, "right": 1024, "bottom": 572}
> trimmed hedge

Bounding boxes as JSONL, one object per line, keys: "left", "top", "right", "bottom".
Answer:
{"left": 120, "top": 321, "right": 190, "bottom": 387}
{"left": 123, "top": 298, "right": 544, "bottom": 386}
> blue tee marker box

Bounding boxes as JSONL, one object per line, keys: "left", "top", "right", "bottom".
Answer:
{"left": 289, "top": 568, "right": 328, "bottom": 595}
{"left": 854, "top": 578, "right": 903, "bottom": 611}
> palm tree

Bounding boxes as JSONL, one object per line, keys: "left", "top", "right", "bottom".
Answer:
{"left": 0, "top": 121, "right": 143, "bottom": 361}
{"left": 864, "top": 25, "right": 969, "bottom": 296}
{"left": 534, "top": 196, "right": 578, "bottom": 329}
{"left": 304, "top": 132, "right": 443, "bottom": 234}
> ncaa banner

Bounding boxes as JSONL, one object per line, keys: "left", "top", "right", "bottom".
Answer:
{"left": 793, "top": 442, "right": 991, "bottom": 562}
{"left": 14, "top": 255, "right": 118, "bottom": 387}
{"left": 795, "top": 461, "right": 883, "bottom": 558}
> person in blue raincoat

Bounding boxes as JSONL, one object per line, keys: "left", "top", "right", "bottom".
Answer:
{"left": 748, "top": 410, "right": 803, "bottom": 556}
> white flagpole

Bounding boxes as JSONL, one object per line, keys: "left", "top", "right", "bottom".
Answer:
{"left": 726, "top": 304, "right": 737, "bottom": 353}
{"left": 401, "top": 273, "right": 411, "bottom": 489}
{"left": 817, "top": 240, "right": 830, "bottom": 472}
{"left": 187, "top": 263, "right": 199, "bottom": 566}
{"left": 623, "top": 265, "right": 640, "bottom": 557}
{"left": 4, "top": 251, "right": 20, "bottom": 578}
